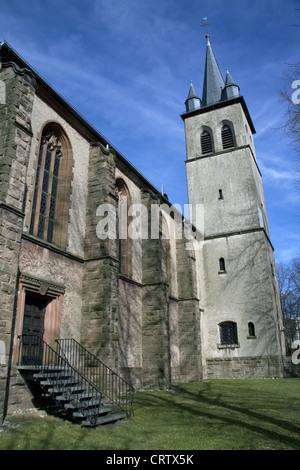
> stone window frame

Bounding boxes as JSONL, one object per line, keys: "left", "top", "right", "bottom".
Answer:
{"left": 26, "top": 122, "right": 74, "bottom": 250}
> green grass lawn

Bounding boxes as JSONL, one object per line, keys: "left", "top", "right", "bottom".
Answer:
{"left": 1, "top": 378, "right": 300, "bottom": 450}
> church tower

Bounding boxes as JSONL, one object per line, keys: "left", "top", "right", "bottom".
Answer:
{"left": 182, "top": 35, "right": 285, "bottom": 378}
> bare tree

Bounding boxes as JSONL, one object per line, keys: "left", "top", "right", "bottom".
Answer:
{"left": 280, "top": 62, "right": 300, "bottom": 153}
{"left": 277, "top": 258, "right": 300, "bottom": 353}
{"left": 279, "top": 9, "right": 300, "bottom": 192}
{"left": 292, "top": 8, "right": 300, "bottom": 27}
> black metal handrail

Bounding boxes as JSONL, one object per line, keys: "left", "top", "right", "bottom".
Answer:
{"left": 56, "top": 338, "right": 135, "bottom": 416}
{"left": 17, "top": 335, "right": 102, "bottom": 426}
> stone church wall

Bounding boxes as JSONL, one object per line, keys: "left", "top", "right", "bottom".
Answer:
{"left": 24, "top": 94, "right": 90, "bottom": 258}
{"left": 200, "top": 231, "right": 284, "bottom": 363}
{"left": 0, "top": 41, "right": 287, "bottom": 423}
{"left": 0, "top": 60, "right": 37, "bottom": 422}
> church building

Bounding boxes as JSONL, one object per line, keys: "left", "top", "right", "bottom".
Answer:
{"left": 0, "top": 36, "right": 285, "bottom": 423}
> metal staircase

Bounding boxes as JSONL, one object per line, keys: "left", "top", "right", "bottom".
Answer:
{"left": 17, "top": 335, "right": 135, "bottom": 428}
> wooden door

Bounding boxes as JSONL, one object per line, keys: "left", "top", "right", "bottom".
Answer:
{"left": 21, "top": 295, "right": 47, "bottom": 365}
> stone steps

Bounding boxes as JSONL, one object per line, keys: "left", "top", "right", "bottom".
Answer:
{"left": 21, "top": 366, "right": 127, "bottom": 428}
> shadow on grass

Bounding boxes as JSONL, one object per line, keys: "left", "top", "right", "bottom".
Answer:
{"left": 133, "top": 379, "right": 300, "bottom": 450}
{"left": 1, "top": 379, "right": 300, "bottom": 450}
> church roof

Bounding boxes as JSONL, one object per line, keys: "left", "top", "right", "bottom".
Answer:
{"left": 187, "top": 81, "right": 200, "bottom": 99}
{"left": 225, "top": 68, "right": 236, "bottom": 87}
{"left": 201, "top": 34, "right": 225, "bottom": 106}
{"left": 0, "top": 41, "right": 173, "bottom": 205}
{"left": 181, "top": 35, "right": 256, "bottom": 134}
{"left": 185, "top": 81, "right": 201, "bottom": 112}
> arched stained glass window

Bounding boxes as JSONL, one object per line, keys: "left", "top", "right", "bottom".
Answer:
{"left": 29, "top": 123, "right": 73, "bottom": 248}
{"left": 116, "top": 178, "right": 132, "bottom": 277}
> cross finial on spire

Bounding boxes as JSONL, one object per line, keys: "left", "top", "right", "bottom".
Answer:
{"left": 201, "top": 16, "right": 211, "bottom": 36}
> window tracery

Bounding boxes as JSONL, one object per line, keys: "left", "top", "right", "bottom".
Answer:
{"left": 29, "top": 123, "right": 73, "bottom": 248}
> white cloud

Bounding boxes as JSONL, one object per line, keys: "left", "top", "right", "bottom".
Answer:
{"left": 261, "top": 164, "right": 296, "bottom": 182}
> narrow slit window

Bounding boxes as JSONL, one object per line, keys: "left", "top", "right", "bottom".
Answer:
{"left": 219, "top": 257, "right": 226, "bottom": 272}
{"left": 221, "top": 125, "right": 234, "bottom": 149}
{"left": 248, "top": 322, "right": 255, "bottom": 337}
{"left": 218, "top": 189, "right": 223, "bottom": 199}
{"left": 201, "top": 130, "right": 213, "bottom": 155}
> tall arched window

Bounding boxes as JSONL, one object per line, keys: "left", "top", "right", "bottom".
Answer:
{"left": 221, "top": 124, "right": 234, "bottom": 149}
{"left": 201, "top": 129, "right": 213, "bottom": 155}
{"left": 116, "top": 178, "right": 132, "bottom": 277}
{"left": 29, "top": 123, "right": 73, "bottom": 248}
{"left": 219, "top": 321, "right": 238, "bottom": 346}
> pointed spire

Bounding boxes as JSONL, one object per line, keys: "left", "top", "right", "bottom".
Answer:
{"left": 185, "top": 81, "right": 201, "bottom": 112}
{"left": 202, "top": 35, "right": 225, "bottom": 106}
{"left": 222, "top": 68, "right": 240, "bottom": 100}
{"left": 188, "top": 81, "right": 198, "bottom": 99}
{"left": 225, "top": 68, "right": 235, "bottom": 86}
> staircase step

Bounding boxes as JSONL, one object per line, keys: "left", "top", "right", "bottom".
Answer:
{"left": 39, "top": 378, "right": 80, "bottom": 386}
{"left": 17, "top": 339, "right": 133, "bottom": 429}
{"left": 64, "top": 398, "right": 103, "bottom": 410}
{"left": 34, "top": 370, "right": 74, "bottom": 381}
{"left": 56, "top": 390, "right": 101, "bottom": 402}
{"left": 48, "top": 384, "right": 86, "bottom": 394}
{"left": 81, "top": 413, "right": 126, "bottom": 427}
{"left": 72, "top": 405, "right": 115, "bottom": 419}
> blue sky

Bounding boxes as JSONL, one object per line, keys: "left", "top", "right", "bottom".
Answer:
{"left": 1, "top": 0, "right": 299, "bottom": 264}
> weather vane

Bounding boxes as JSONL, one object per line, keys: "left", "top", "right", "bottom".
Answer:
{"left": 201, "top": 17, "right": 211, "bottom": 35}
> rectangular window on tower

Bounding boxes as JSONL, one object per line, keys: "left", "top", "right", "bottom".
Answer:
{"left": 218, "top": 321, "right": 239, "bottom": 348}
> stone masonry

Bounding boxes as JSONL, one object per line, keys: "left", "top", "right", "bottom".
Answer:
{"left": 0, "top": 59, "right": 36, "bottom": 423}
{"left": 81, "top": 142, "right": 119, "bottom": 370}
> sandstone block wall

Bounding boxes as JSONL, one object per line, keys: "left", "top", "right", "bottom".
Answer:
{"left": 0, "top": 61, "right": 36, "bottom": 422}
{"left": 81, "top": 143, "right": 119, "bottom": 370}
{"left": 206, "top": 355, "right": 283, "bottom": 378}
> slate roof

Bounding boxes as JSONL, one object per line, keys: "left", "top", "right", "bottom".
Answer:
{"left": 201, "top": 34, "right": 225, "bottom": 106}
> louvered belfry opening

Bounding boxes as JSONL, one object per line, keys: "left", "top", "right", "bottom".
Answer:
{"left": 221, "top": 125, "right": 234, "bottom": 149}
{"left": 201, "top": 130, "right": 213, "bottom": 155}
